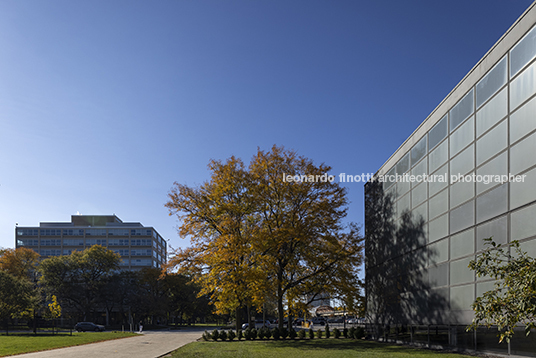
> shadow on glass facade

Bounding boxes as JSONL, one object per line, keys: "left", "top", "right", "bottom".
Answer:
{"left": 365, "top": 2, "right": 536, "bottom": 356}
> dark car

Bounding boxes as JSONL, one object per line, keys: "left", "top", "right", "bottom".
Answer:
{"left": 74, "top": 322, "right": 105, "bottom": 332}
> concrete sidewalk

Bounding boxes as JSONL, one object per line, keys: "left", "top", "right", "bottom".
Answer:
{"left": 8, "top": 329, "right": 203, "bottom": 358}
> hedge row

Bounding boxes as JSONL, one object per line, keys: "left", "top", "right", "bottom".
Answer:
{"left": 202, "top": 325, "right": 365, "bottom": 341}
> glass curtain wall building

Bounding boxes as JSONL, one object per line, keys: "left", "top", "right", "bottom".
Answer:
{"left": 365, "top": 2, "right": 536, "bottom": 356}
{"left": 16, "top": 214, "right": 167, "bottom": 270}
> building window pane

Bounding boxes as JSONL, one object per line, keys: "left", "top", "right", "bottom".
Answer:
{"left": 450, "top": 116, "right": 474, "bottom": 156}
{"left": 63, "top": 239, "right": 84, "bottom": 246}
{"left": 411, "top": 156, "right": 428, "bottom": 183}
{"left": 477, "top": 183, "right": 508, "bottom": 223}
{"left": 429, "top": 115, "right": 448, "bottom": 150}
{"left": 450, "top": 200, "right": 474, "bottom": 234}
{"left": 429, "top": 263, "right": 448, "bottom": 287}
{"left": 411, "top": 136, "right": 427, "bottom": 166}
{"left": 413, "top": 202, "right": 428, "bottom": 223}
{"left": 40, "top": 229, "right": 61, "bottom": 236}
{"left": 383, "top": 167, "right": 396, "bottom": 191}
{"left": 450, "top": 178, "right": 474, "bottom": 209}
{"left": 398, "top": 180, "right": 410, "bottom": 196}
{"left": 450, "top": 258, "right": 475, "bottom": 286}
{"left": 396, "top": 153, "right": 410, "bottom": 175}
{"left": 510, "top": 131, "right": 536, "bottom": 175}
{"left": 411, "top": 182, "right": 427, "bottom": 209}
{"left": 511, "top": 203, "right": 536, "bottom": 241}
{"left": 476, "top": 87, "right": 507, "bottom": 138}
{"left": 85, "top": 229, "right": 106, "bottom": 236}
{"left": 429, "top": 239, "right": 448, "bottom": 264}
{"left": 477, "top": 281, "right": 496, "bottom": 297}
{"left": 510, "top": 25, "right": 536, "bottom": 77}
{"left": 510, "top": 60, "right": 536, "bottom": 110}
{"left": 17, "top": 229, "right": 38, "bottom": 236}
{"left": 429, "top": 164, "right": 448, "bottom": 197}
{"left": 476, "top": 119, "right": 507, "bottom": 166}
{"left": 510, "top": 166, "right": 536, "bottom": 210}
{"left": 476, "top": 215, "right": 507, "bottom": 252}
{"left": 450, "top": 228, "right": 474, "bottom": 260}
{"left": 450, "top": 283, "right": 475, "bottom": 310}
{"left": 476, "top": 152, "right": 507, "bottom": 195}
{"left": 108, "top": 229, "right": 129, "bottom": 236}
{"left": 510, "top": 95, "right": 536, "bottom": 144}
{"left": 429, "top": 213, "right": 449, "bottom": 242}
{"left": 429, "top": 140, "right": 448, "bottom": 174}
{"left": 476, "top": 57, "right": 507, "bottom": 108}
{"left": 397, "top": 193, "right": 410, "bottom": 218}
{"left": 450, "top": 144, "right": 474, "bottom": 177}
{"left": 450, "top": 89, "right": 474, "bottom": 132}
{"left": 429, "top": 188, "right": 448, "bottom": 220}
{"left": 519, "top": 239, "right": 536, "bottom": 258}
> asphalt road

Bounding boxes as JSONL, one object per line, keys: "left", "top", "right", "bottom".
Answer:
{"left": 9, "top": 329, "right": 203, "bottom": 358}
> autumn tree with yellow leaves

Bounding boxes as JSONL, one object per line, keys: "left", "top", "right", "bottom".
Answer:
{"left": 166, "top": 146, "right": 363, "bottom": 331}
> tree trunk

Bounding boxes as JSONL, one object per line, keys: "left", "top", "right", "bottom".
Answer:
{"left": 247, "top": 304, "right": 252, "bottom": 329}
{"left": 235, "top": 306, "right": 242, "bottom": 332}
{"left": 278, "top": 291, "right": 284, "bottom": 330}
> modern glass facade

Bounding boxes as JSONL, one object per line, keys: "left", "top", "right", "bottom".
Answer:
{"left": 365, "top": 3, "right": 536, "bottom": 356}
{"left": 15, "top": 215, "right": 167, "bottom": 270}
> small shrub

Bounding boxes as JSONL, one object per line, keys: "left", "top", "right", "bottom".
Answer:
{"left": 354, "top": 326, "right": 365, "bottom": 339}
{"left": 280, "top": 327, "right": 288, "bottom": 340}
{"left": 316, "top": 329, "right": 323, "bottom": 339}
{"left": 257, "top": 328, "right": 265, "bottom": 340}
{"left": 219, "top": 330, "right": 228, "bottom": 341}
{"left": 202, "top": 330, "right": 210, "bottom": 341}
{"left": 343, "top": 328, "right": 348, "bottom": 338}
{"left": 211, "top": 329, "right": 220, "bottom": 341}
{"left": 348, "top": 327, "right": 356, "bottom": 339}
{"left": 298, "top": 329, "right": 306, "bottom": 339}
{"left": 263, "top": 327, "right": 272, "bottom": 339}
{"left": 251, "top": 328, "right": 257, "bottom": 340}
{"left": 308, "top": 328, "right": 315, "bottom": 339}
{"left": 272, "top": 327, "right": 280, "bottom": 340}
{"left": 244, "top": 328, "right": 252, "bottom": 340}
{"left": 333, "top": 328, "right": 340, "bottom": 339}
{"left": 237, "top": 329, "right": 243, "bottom": 341}
{"left": 228, "top": 330, "right": 236, "bottom": 341}
{"left": 289, "top": 328, "right": 297, "bottom": 339}
{"left": 325, "top": 324, "right": 330, "bottom": 338}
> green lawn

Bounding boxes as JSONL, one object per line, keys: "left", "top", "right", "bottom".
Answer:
{"left": 0, "top": 331, "right": 138, "bottom": 357}
{"left": 171, "top": 339, "right": 474, "bottom": 358}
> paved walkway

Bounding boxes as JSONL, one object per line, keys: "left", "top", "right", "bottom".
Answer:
{"left": 9, "top": 329, "right": 203, "bottom": 358}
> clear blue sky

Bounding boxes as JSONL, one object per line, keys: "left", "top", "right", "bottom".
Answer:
{"left": 0, "top": 0, "right": 533, "bottom": 252}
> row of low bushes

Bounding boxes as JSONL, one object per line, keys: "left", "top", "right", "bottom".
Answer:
{"left": 202, "top": 325, "right": 365, "bottom": 341}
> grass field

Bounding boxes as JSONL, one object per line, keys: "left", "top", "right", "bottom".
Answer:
{"left": 0, "top": 331, "right": 138, "bottom": 357}
{"left": 171, "top": 339, "right": 474, "bottom": 358}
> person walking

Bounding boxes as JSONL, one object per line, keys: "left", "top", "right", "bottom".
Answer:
{"left": 139, "top": 320, "right": 143, "bottom": 333}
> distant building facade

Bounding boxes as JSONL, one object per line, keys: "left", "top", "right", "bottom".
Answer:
{"left": 16, "top": 214, "right": 166, "bottom": 270}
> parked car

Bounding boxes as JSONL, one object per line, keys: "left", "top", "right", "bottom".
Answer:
{"left": 293, "top": 318, "right": 312, "bottom": 327}
{"left": 74, "top": 322, "right": 105, "bottom": 332}
{"left": 311, "top": 317, "right": 326, "bottom": 326}
{"left": 241, "top": 320, "right": 271, "bottom": 329}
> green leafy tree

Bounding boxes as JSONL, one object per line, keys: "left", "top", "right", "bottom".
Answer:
{"left": 0, "top": 271, "right": 36, "bottom": 333}
{"left": 39, "top": 245, "right": 120, "bottom": 320}
{"left": 468, "top": 238, "right": 536, "bottom": 342}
